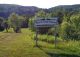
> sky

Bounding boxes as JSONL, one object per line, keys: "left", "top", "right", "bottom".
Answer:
{"left": 0, "top": 0, "right": 80, "bottom": 8}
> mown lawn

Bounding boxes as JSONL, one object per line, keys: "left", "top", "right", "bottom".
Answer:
{"left": 0, "top": 28, "right": 80, "bottom": 57}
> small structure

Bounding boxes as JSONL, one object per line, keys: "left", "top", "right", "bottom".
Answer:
{"left": 34, "top": 17, "right": 58, "bottom": 28}
{"left": 34, "top": 17, "right": 59, "bottom": 47}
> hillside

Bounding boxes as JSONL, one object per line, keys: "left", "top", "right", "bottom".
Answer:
{"left": 48, "top": 4, "right": 80, "bottom": 12}
{"left": 0, "top": 4, "right": 39, "bottom": 18}
{"left": 1, "top": 4, "right": 80, "bottom": 18}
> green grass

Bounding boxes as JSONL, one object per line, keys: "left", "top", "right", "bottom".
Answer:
{"left": 0, "top": 28, "right": 80, "bottom": 57}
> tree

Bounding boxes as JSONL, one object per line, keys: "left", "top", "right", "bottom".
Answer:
{"left": 0, "top": 17, "right": 4, "bottom": 31}
{"left": 60, "top": 22, "right": 75, "bottom": 40}
{"left": 3, "top": 21, "right": 10, "bottom": 32}
{"left": 70, "top": 14, "right": 80, "bottom": 39}
{"left": 63, "top": 11, "right": 74, "bottom": 22}
{"left": 36, "top": 10, "right": 46, "bottom": 18}
{"left": 21, "top": 15, "right": 31, "bottom": 28}
{"left": 8, "top": 13, "right": 24, "bottom": 33}
{"left": 29, "top": 17, "right": 35, "bottom": 31}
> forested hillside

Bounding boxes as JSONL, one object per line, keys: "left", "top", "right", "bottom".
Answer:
{"left": 49, "top": 4, "right": 80, "bottom": 12}
{"left": 0, "top": 4, "right": 39, "bottom": 18}
{"left": 1, "top": 4, "right": 80, "bottom": 18}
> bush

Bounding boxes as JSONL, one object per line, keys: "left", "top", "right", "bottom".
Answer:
{"left": 60, "top": 22, "right": 75, "bottom": 40}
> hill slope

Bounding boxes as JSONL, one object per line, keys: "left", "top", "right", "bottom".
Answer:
{"left": 0, "top": 4, "right": 80, "bottom": 18}
{"left": 48, "top": 4, "right": 80, "bottom": 12}
{"left": 0, "top": 4, "right": 39, "bottom": 18}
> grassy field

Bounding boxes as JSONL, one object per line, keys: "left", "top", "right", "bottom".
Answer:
{"left": 0, "top": 28, "right": 80, "bottom": 57}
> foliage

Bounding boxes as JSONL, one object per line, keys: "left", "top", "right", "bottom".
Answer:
{"left": 8, "top": 13, "right": 24, "bottom": 33}
{"left": 0, "top": 17, "right": 4, "bottom": 31}
{"left": 60, "top": 22, "right": 75, "bottom": 40}
{"left": 36, "top": 10, "right": 46, "bottom": 18}
{"left": 70, "top": 14, "right": 80, "bottom": 39}
{"left": 29, "top": 17, "right": 36, "bottom": 31}
{"left": 3, "top": 20, "right": 10, "bottom": 32}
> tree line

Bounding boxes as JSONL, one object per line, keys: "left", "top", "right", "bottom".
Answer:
{"left": 29, "top": 9, "right": 80, "bottom": 40}
{"left": 0, "top": 13, "right": 29, "bottom": 33}
{"left": 0, "top": 9, "right": 80, "bottom": 40}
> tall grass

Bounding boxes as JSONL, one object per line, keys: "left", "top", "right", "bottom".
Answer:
{"left": 0, "top": 28, "right": 80, "bottom": 57}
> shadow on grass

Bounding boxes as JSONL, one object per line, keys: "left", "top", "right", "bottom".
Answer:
{"left": 46, "top": 52, "right": 80, "bottom": 57}
{"left": 37, "top": 46, "right": 80, "bottom": 57}
{"left": 3, "top": 31, "right": 14, "bottom": 33}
